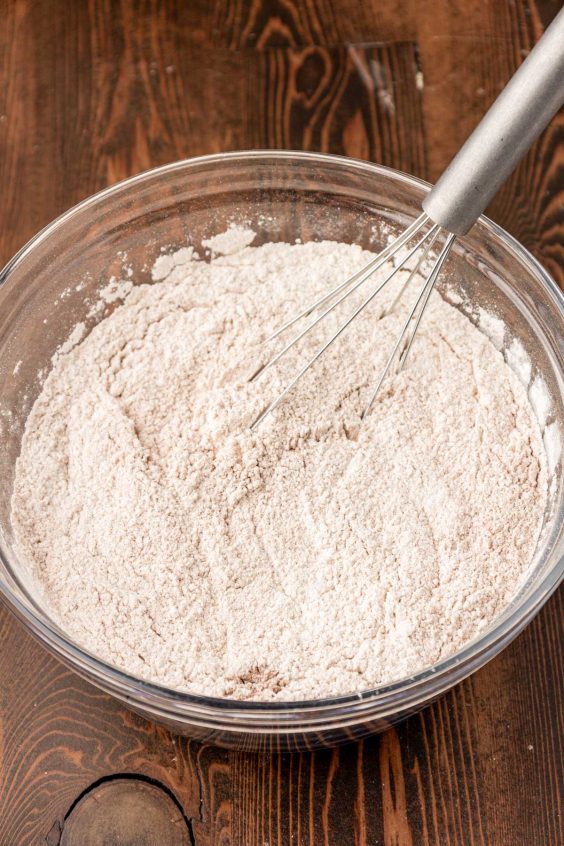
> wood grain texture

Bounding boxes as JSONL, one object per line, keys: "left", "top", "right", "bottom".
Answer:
{"left": 58, "top": 779, "right": 193, "bottom": 846}
{"left": 0, "top": 1, "right": 562, "bottom": 843}
{"left": 253, "top": 41, "right": 426, "bottom": 174}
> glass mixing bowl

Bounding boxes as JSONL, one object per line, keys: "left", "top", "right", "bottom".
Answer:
{"left": 0, "top": 151, "right": 562, "bottom": 752}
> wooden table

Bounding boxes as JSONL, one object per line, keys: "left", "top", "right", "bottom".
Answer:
{"left": 0, "top": 2, "right": 562, "bottom": 843}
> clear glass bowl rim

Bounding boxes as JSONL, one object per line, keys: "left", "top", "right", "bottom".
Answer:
{"left": 0, "top": 149, "right": 562, "bottom": 728}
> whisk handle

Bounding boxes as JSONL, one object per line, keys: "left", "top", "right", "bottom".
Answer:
{"left": 423, "top": 7, "right": 564, "bottom": 235}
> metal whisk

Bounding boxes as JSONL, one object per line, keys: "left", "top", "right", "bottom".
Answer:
{"left": 251, "top": 8, "right": 564, "bottom": 430}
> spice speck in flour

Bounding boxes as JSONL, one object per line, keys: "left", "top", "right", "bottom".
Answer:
{"left": 11, "top": 236, "right": 547, "bottom": 700}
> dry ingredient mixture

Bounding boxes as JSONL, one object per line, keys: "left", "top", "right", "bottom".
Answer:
{"left": 11, "top": 232, "right": 547, "bottom": 700}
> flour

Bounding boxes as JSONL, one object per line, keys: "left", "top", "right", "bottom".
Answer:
{"left": 54, "top": 321, "right": 86, "bottom": 359}
{"left": 202, "top": 224, "right": 256, "bottom": 256}
{"left": 11, "top": 238, "right": 548, "bottom": 701}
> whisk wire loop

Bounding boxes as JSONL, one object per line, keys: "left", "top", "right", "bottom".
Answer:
{"left": 263, "top": 212, "right": 430, "bottom": 344}
{"left": 250, "top": 221, "right": 439, "bottom": 384}
{"left": 362, "top": 231, "right": 456, "bottom": 418}
{"left": 250, "top": 220, "right": 455, "bottom": 431}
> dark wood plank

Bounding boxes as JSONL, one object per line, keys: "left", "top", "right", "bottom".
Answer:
{"left": 211, "top": 0, "right": 417, "bottom": 47}
{"left": 252, "top": 41, "right": 426, "bottom": 175}
{"left": 212, "top": 0, "right": 341, "bottom": 48}
{"left": 413, "top": 0, "right": 564, "bottom": 284}
{"left": 0, "top": 1, "right": 562, "bottom": 844}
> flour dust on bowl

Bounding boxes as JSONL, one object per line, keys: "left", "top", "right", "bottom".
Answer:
{"left": 0, "top": 153, "right": 562, "bottom": 752}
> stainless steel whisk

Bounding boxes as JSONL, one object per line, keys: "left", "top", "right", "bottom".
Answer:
{"left": 251, "top": 8, "right": 564, "bottom": 430}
